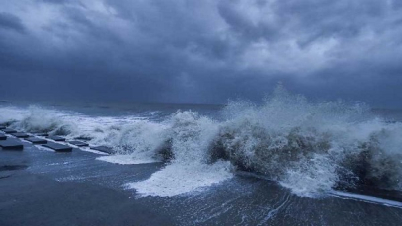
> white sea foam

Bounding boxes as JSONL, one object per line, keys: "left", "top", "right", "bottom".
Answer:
{"left": 35, "top": 145, "right": 55, "bottom": 152}
{"left": 127, "top": 161, "right": 233, "bottom": 197}
{"left": 330, "top": 191, "right": 402, "bottom": 208}
{"left": 0, "top": 106, "right": 27, "bottom": 124}
{"left": 97, "top": 154, "right": 159, "bottom": 165}
{"left": 279, "top": 154, "right": 339, "bottom": 197}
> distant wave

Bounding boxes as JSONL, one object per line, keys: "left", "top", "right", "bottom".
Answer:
{"left": 1, "top": 87, "right": 402, "bottom": 197}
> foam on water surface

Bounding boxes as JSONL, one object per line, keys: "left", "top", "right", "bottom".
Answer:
{"left": 331, "top": 191, "right": 402, "bottom": 208}
{"left": 36, "top": 145, "right": 56, "bottom": 152}
{"left": 127, "top": 161, "right": 233, "bottom": 197}
{"left": 97, "top": 154, "right": 159, "bottom": 165}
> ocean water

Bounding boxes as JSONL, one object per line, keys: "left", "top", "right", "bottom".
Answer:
{"left": 1, "top": 88, "right": 402, "bottom": 201}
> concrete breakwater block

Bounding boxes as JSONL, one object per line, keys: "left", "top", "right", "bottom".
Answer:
{"left": 1, "top": 128, "right": 17, "bottom": 134}
{"left": 68, "top": 141, "right": 89, "bottom": 147}
{"left": 0, "top": 134, "right": 6, "bottom": 140}
{"left": 11, "top": 132, "right": 30, "bottom": 138}
{"left": 74, "top": 136, "right": 91, "bottom": 141}
{"left": 25, "top": 137, "right": 47, "bottom": 144}
{"left": 90, "top": 146, "right": 115, "bottom": 154}
{"left": 48, "top": 136, "right": 66, "bottom": 142}
{"left": 42, "top": 142, "right": 72, "bottom": 152}
{"left": 0, "top": 140, "right": 24, "bottom": 150}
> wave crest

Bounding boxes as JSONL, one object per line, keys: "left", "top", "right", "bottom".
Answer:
{"left": 210, "top": 88, "right": 402, "bottom": 197}
{"left": 2, "top": 89, "right": 402, "bottom": 197}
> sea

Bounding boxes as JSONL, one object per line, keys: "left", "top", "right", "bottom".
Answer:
{"left": 1, "top": 89, "right": 402, "bottom": 225}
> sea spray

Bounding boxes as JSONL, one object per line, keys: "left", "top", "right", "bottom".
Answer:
{"left": 128, "top": 111, "right": 234, "bottom": 197}
{"left": 1, "top": 88, "right": 402, "bottom": 197}
{"left": 19, "top": 106, "right": 74, "bottom": 135}
{"left": 213, "top": 87, "right": 402, "bottom": 196}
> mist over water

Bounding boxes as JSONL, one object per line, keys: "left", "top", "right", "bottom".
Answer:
{"left": 1, "top": 86, "right": 402, "bottom": 198}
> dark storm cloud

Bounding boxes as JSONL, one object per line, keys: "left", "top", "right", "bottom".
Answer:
{"left": 0, "top": 0, "right": 402, "bottom": 108}
{"left": 0, "top": 12, "right": 25, "bottom": 33}
{"left": 40, "top": 0, "right": 69, "bottom": 4}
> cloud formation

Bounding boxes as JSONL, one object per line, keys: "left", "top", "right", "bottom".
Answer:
{"left": 0, "top": 12, "right": 26, "bottom": 33}
{"left": 0, "top": 0, "right": 402, "bottom": 107}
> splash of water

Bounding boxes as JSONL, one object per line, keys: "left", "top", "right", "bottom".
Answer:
{"left": 1, "top": 87, "right": 402, "bottom": 197}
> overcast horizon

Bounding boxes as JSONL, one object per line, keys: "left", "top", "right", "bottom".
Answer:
{"left": 1, "top": 0, "right": 402, "bottom": 108}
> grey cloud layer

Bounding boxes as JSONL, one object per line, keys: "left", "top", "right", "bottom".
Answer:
{"left": 0, "top": 12, "right": 26, "bottom": 33}
{"left": 0, "top": 0, "right": 402, "bottom": 107}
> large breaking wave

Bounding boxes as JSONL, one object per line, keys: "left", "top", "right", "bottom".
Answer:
{"left": 1, "top": 87, "right": 402, "bottom": 197}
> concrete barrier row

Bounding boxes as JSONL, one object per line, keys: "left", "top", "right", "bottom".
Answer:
{"left": 0, "top": 127, "right": 115, "bottom": 154}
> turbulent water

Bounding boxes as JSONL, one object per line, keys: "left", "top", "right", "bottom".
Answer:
{"left": 1, "top": 88, "right": 402, "bottom": 198}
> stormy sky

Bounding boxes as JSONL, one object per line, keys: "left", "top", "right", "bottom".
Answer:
{"left": 1, "top": 0, "right": 402, "bottom": 108}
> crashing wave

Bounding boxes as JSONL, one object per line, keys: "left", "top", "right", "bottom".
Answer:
{"left": 210, "top": 87, "right": 402, "bottom": 197}
{"left": 1, "top": 87, "right": 402, "bottom": 197}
